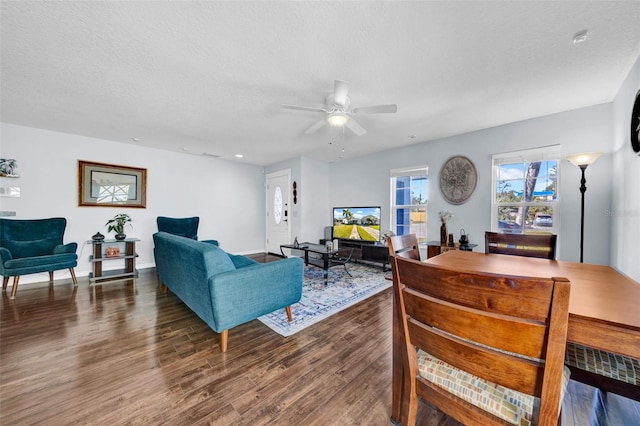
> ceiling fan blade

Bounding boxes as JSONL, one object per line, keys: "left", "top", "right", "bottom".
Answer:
{"left": 333, "top": 80, "right": 350, "bottom": 107}
{"left": 304, "top": 119, "right": 327, "bottom": 135}
{"left": 345, "top": 118, "right": 367, "bottom": 136}
{"left": 352, "top": 104, "right": 398, "bottom": 114}
{"left": 282, "top": 104, "right": 328, "bottom": 113}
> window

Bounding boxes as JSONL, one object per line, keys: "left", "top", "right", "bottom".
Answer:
{"left": 391, "top": 166, "right": 428, "bottom": 242}
{"left": 492, "top": 145, "right": 560, "bottom": 234}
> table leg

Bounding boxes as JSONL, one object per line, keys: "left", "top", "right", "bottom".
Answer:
{"left": 93, "top": 242, "right": 102, "bottom": 279}
{"left": 323, "top": 253, "right": 329, "bottom": 285}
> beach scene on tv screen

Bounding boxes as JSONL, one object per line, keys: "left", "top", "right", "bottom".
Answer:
{"left": 333, "top": 207, "right": 381, "bottom": 241}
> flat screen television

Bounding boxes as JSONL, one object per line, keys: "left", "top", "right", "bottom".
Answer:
{"left": 332, "top": 206, "right": 381, "bottom": 242}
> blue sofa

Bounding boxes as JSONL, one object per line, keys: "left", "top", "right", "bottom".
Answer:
{"left": 153, "top": 231, "right": 304, "bottom": 352}
{"left": 0, "top": 218, "right": 78, "bottom": 299}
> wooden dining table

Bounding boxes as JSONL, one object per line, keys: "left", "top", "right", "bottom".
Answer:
{"left": 390, "top": 250, "right": 640, "bottom": 424}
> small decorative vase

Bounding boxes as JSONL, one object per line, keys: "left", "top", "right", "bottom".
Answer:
{"left": 440, "top": 223, "right": 447, "bottom": 245}
{"left": 115, "top": 233, "right": 127, "bottom": 241}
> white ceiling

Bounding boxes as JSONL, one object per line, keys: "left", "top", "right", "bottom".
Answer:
{"left": 2, "top": 1, "right": 640, "bottom": 166}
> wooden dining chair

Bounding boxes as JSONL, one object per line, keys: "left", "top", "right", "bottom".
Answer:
{"left": 485, "top": 231, "right": 557, "bottom": 260}
{"left": 388, "top": 234, "right": 421, "bottom": 261}
{"left": 391, "top": 255, "right": 571, "bottom": 426}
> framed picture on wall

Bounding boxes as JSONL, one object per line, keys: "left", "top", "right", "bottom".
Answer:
{"left": 78, "top": 160, "right": 147, "bottom": 208}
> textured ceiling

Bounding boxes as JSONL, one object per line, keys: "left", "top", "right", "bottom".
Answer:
{"left": 2, "top": 1, "right": 640, "bottom": 166}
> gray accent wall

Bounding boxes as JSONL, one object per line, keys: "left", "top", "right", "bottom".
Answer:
{"left": 610, "top": 56, "right": 640, "bottom": 281}
{"left": 327, "top": 103, "right": 613, "bottom": 266}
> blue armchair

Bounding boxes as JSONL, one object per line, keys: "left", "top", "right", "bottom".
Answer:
{"left": 0, "top": 218, "right": 78, "bottom": 299}
{"left": 156, "top": 216, "right": 219, "bottom": 246}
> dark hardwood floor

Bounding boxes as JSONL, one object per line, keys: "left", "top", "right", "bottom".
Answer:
{"left": 1, "top": 253, "right": 637, "bottom": 425}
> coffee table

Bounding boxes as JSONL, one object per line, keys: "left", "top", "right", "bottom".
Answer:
{"left": 280, "top": 243, "right": 345, "bottom": 285}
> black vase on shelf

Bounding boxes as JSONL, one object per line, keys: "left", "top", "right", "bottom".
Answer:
{"left": 115, "top": 233, "right": 127, "bottom": 241}
{"left": 440, "top": 223, "right": 448, "bottom": 245}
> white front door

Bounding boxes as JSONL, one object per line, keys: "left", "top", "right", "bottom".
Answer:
{"left": 266, "top": 170, "right": 291, "bottom": 255}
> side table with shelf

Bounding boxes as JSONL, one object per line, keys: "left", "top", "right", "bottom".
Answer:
{"left": 88, "top": 238, "right": 139, "bottom": 283}
{"left": 426, "top": 240, "right": 477, "bottom": 259}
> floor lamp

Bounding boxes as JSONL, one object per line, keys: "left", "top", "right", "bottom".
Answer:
{"left": 564, "top": 151, "right": 604, "bottom": 263}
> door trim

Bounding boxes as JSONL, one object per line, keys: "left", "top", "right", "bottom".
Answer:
{"left": 266, "top": 169, "right": 291, "bottom": 255}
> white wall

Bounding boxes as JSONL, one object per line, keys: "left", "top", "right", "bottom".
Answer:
{"left": 610, "top": 56, "right": 640, "bottom": 281}
{"left": 0, "top": 123, "right": 266, "bottom": 284}
{"left": 300, "top": 156, "right": 330, "bottom": 242}
{"left": 328, "top": 103, "right": 615, "bottom": 266}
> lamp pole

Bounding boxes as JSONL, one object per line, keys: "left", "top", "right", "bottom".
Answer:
{"left": 564, "top": 152, "right": 604, "bottom": 264}
{"left": 578, "top": 165, "right": 588, "bottom": 263}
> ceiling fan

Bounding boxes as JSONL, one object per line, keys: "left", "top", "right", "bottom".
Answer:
{"left": 282, "top": 80, "right": 397, "bottom": 136}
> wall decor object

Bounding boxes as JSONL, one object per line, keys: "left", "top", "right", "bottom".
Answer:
{"left": 78, "top": 160, "right": 147, "bottom": 208}
{"left": 631, "top": 89, "right": 640, "bottom": 155}
{"left": 292, "top": 181, "right": 298, "bottom": 204}
{"left": 439, "top": 155, "right": 477, "bottom": 205}
{"left": 0, "top": 159, "right": 19, "bottom": 177}
{"left": 0, "top": 186, "right": 20, "bottom": 197}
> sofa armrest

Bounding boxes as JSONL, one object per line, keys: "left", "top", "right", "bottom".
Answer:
{"left": 0, "top": 247, "right": 13, "bottom": 260}
{"left": 208, "top": 257, "right": 304, "bottom": 332}
{"left": 53, "top": 242, "right": 78, "bottom": 254}
{"left": 0, "top": 248, "right": 13, "bottom": 273}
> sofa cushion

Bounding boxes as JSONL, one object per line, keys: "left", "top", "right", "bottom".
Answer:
{"left": 228, "top": 253, "right": 259, "bottom": 269}
{"left": 417, "top": 350, "right": 570, "bottom": 426}
{"left": 205, "top": 245, "right": 236, "bottom": 274}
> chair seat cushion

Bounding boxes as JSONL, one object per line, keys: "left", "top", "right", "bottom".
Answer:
{"left": 3, "top": 253, "right": 77, "bottom": 275}
{"left": 565, "top": 343, "right": 640, "bottom": 386}
{"left": 417, "top": 350, "right": 570, "bottom": 426}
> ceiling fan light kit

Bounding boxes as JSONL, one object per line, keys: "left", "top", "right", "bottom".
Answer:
{"left": 327, "top": 113, "right": 349, "bottom": 127}
{"left": 282, "top": 79, "right": 397, "bottom": 136}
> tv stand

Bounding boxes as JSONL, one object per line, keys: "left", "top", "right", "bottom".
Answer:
{"left": 320, "top": 239, "right": 389, "bottom": 271}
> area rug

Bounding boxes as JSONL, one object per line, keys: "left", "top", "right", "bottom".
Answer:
{"left": 258, "top": 263, "right": 391, "bottom": 337}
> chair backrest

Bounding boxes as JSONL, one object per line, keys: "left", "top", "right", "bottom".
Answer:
{"left": 391, "top": 255, "right": 570, "bottom": 425}
{"left": 0, "top": 218, "right": 67, "bottom": 258}
{"left": 157, "top": 216, "right": 200, "bottom": 240}
{"left": 388, "top": 234, "right": 420, "bottom": 260}
{"left": 485, "top": 231, "right": 557, "bottom": 260}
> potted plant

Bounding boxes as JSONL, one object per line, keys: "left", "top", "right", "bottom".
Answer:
{"left": 105, "top": 213, "right": 132, "bottom": 240}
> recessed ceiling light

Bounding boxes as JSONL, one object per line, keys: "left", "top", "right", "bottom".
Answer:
{"left": 130, "top": 137, "right": 140, "bottom": 142}
{"left": 202, "top": 152, "right": 220, "bottom": 158}
{"left": 235, "top": 154, "right": 244, "bottom": 158}
{"left": 573, "top": 30, "right": 588, "bottom": 44}
{"left": 181, "top": 147, "right": 189, "bottom": 152}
